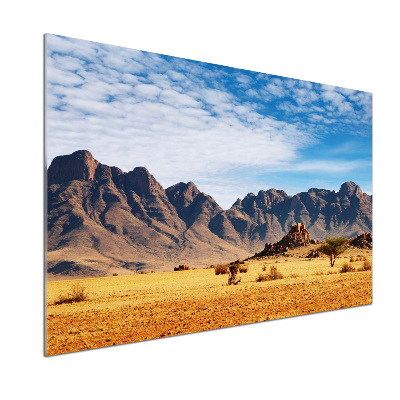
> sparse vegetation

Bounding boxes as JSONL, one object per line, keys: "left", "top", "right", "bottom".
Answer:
{"left": 340, "top": 263, "right": 355, "bottom": 273}
{"left": 239, "top": 266, "right": 248, "bottom": 273}
{"left": 214, "top": 264, "right": 229, "bottom": 275}
{"left": 55, "top": 284, "right": 88, "bottom": 305}
{"left": 319, "top": 237, "right": 348, "bottom": 267}
{"left": 256, "top": 266, "right": 284, "bottom": 282}
{"left": 358, "top": 260, "right": 372, "bottom": 271}
{"left": 47, "top": 247, "right": 373, "bottom": 356}
{"left": 256, "top": 274, "right": 270, "bottom": 282}
{"left": 228, "top": 265, "right": 241, "bottom": 285}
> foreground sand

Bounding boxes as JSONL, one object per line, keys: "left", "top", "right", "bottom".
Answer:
{"left": 46, "top": 250, "right": 372, "bottom": 356}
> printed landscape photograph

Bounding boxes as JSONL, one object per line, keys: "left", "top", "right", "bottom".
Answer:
{"left": 45, "top": 34, "right": 373, "bottom": 356}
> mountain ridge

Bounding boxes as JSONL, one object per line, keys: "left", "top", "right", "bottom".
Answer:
{"left": 47, "top": 150, "right": 372, "bottom": 278}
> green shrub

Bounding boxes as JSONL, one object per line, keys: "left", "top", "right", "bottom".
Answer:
{"left": 319, "top": 237, "right": 348, "bottom": 267}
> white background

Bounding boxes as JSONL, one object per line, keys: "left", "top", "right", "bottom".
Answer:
{"left": 1, "top": 1, "right": 399, "bottom": 399}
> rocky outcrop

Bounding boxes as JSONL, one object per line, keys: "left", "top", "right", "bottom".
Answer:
{"left": 255, "top": 223, "right": 319, "bottom": 257}
{"left": 48, "top": 150, "right": 99, "bottom": 183}
{"left": 348, "top": 232, "right": 372, "bottom": 249}
{"left": 174, "top": 264, "right": 189, "bottom": 271}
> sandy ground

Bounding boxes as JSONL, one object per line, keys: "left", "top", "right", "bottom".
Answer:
{"left": 46, "top": 249, "right": 372, "bottom": 355}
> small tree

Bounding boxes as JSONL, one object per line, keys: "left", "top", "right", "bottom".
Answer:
{"left": 319, "top": 237, "right": 348, "bottom": 267}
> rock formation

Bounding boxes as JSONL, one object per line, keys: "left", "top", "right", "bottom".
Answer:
{"left": 174, "top": 264, "right": 189, "bottom": 271}
{"left": 348, "top": 232, "right": 373, "bottom": 249}
{"left": 255, "top": 223, "right": 319, "bottom": 257}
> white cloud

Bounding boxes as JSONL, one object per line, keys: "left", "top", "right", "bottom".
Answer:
{"left": 337, "top": 87, "right": 357, "bottom": 96}
{"left": 46, "top": 66, "right": 84, "bottom": 86}
{"left": 266, "top": 82, "right": 286, "bottom": 97}
{"left": 236, "top": 74, "right": 251, "bottom": 84}
{"left": 132, "top": 84, "right": 162, "bottom": 98}
{"left": 167, "top": 70, "right": 187, "bottom": 81}
{"left": 46, "top": 34, "right": 98, "bottom": 60}
{"left": 292, "top": 87, "right": 319, "bottom": 105}
{"left": 159, "top": 89, "right": 202, "bottom": 108}
{"left": 291, "top": 159, "right": 370, "bottom": 173}
{"left": 201, "top": 88, "right": 232, "bottom": 105}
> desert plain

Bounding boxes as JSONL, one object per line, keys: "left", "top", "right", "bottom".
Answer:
{"left": 46, "top": 245, "right": 372, "bottom": 356}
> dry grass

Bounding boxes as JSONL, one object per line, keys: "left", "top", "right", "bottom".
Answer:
{"left": 256, "top": 266, "right": 284, "bottom": 282}
{"left": 214, "top": 264, "right": 229, "bottom": 275}
{"left": 46, "top": 249, "right": 372, "bottom": 356}
{"left": 340, "top": 263, "right": 356, "bottom": 273}
{"left": 358, "top": 260, "right": 372, "bottom": 271}
{"left": 54, "top": 284, "right": 88, "bottom": 305}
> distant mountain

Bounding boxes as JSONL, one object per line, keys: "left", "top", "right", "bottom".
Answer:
{"left": 209, "top": 181, "right": 372, "bottom": 252}
{"left": 47, "top": 150, "right": 372, "bottom": 278}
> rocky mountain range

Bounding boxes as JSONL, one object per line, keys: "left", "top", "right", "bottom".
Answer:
{"left": 47, "top": 150, "right": 372, "bottom": 278}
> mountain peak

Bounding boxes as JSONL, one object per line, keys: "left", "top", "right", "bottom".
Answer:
{"left": 166, "top": 181, "right": 201, "bottom": 206}
{"left": 339, "top": 181, "right": 363, "bottom": 197}
{"left": 48, "top": 149, "right": 99, "bottom": 183}
{"left": 232, "top": 198, "right": 242, "bottom": 207}
{"left": 185, "top": 181, "right": 200, "bottom": 196}
{"left": 125, "top": 167, "right": 162, "bottom": 196}
{"left": 71, "top": 149, "right": 94, "bottom": 158}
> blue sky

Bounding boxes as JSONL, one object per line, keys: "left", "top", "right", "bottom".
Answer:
{"left": 46, "top": 34, "right": 372, "bottom": 209}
